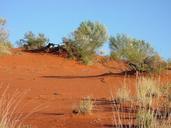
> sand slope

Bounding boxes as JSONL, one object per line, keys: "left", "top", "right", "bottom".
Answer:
{"left": 0, "top": 50, "right": 171, "bottom": 128}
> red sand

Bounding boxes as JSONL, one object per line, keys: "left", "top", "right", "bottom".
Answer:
{"left": 0, "top": 49, "right": 171, "bottom": 128}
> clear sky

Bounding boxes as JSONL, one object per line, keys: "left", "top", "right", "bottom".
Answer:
{"left": 1, "top": 0, "right": 171, "bottom": 59}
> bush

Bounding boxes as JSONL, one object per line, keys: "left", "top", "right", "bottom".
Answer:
{"left": 0, "top": 18, "right": 12, "bottom": 55}
{"left": 19, "top": 31, "right": 49, "bottom": 50}
{"left": 63, "top": 21, "right": 108, "bottom": 65}
{"left": 109, "top": 34, "right": 165, "bottom": 73}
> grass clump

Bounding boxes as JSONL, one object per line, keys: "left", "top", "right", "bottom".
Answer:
{"left": 137, "top": 78, "right": 160, "bottom": 107}
{"left": 73, "top": 96, "right": 93, "bottom": 114}
{"left": 116, "top": 85, "right": 131, "bottom": 103}
{"left": 136, "top": 109, "right": 155, "bottom": 128}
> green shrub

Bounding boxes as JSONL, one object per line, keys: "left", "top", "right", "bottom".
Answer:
{"left": 19, "top": 31, "right": 48, "bottom": 50}
{"left": 109, "top": 34, "right": 165, "bottom": 73}
{"left": 63, "top": 21, "right": 108, "bottom": 65}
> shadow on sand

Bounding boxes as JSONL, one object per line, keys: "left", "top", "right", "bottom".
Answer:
{"left": 41, "top": 71, "right": 136, "bottom": 80}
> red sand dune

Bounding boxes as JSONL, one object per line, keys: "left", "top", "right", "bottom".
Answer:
{"left": 0, "top": 49, "right": 171, "bottom": 128}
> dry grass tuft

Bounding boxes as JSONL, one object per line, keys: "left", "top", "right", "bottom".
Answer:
{"left": 116, "top": 85, "right": 131, "bottom": 103}
{"left": 73, "top": 96, "right": 93, "bottom": 115}
{"left": 137, "top": 77, "right": 161, "bottom": 106}
{"left": 0, "top": 85, "right": 43, "bottom": 128}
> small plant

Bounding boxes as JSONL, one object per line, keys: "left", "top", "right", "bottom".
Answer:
{"left": 18, "top": 31, "right": 49, "bottom": 50}
{"left": 73, "top": 96, "right": 93, "bottom": 114}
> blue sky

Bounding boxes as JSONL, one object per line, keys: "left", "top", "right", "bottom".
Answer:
{"left": 1, "top": 0, "right": 171, "bottom": 59}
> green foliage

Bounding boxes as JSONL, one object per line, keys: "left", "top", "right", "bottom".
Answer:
{"left": 0, "top": 18, "right": 12, "bottom": 55}
{"left": 19, "top": 31, "right": 49, "bottom": 50}
{"left": 63, "top": 21, "right": 108, "bottom": 64}
{"left": 109, "top": 34, "right": 166, "bottom": 73}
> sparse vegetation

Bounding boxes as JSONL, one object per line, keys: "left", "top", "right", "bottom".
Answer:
{"left": 111, "top": 77, "right": 171, "bottom": 128}
{"left": 0, "top": 18, "right": 13, "bottom": 55}
{"left": 18, "top": 31, "right": 49, "bottom": 50}
{"left": 63, "top": 21, "right": 108, "bottom": 64}
{"left": 0, "top": 86, "right": 41, "bottom": 128}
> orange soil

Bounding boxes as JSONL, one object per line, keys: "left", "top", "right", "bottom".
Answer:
{"left": 0, "top": 49, "right": 171, "bottom": 128}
